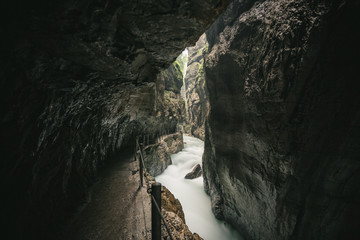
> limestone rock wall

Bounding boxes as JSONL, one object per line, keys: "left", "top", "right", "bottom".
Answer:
{"left": 143, "top": 143, "right": 172, "bottom": 177}
{"left": 0, "top": 0, "right": 229, "bottom": 238}
{"left": 203, "top": 1, "right": 360, "bottom": 240}
{"left": 162, "top": 132, "right": 184, "bottom": 154}
{"left": 162, "top": 186, "right": 203, "bottom": 240}
{"left": 164, "top": 60, "right": 185, "bottom": 94}
{"left": 143, "top": 132, "right": 184, "bottom": 177}
{"left": 184, "top": 34, "right": 210, "bottom": 140}
{"left": 156, "top": 54, "right": 188, "bottom": 126}
{"left": 206, "top": 0, "right": 256, "bottom": 48}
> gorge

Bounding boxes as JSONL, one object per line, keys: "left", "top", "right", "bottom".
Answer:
{"left": 156, "top": 135, "right": 243, "bottom": 240}
{"left": 1, "top": 0, "right": 359, "bottom": 240}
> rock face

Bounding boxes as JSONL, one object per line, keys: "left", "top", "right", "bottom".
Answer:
{"left": 203, "top": 1, "right": 360, "bottom": 240}
{"left": 164, "top": 56, "right": 186, "bottom": 94}
{"left": 0, "top": 1, "right": 229, "bottom": 239}
{"left": 162, "top": 132, "right": 185, "bottom": 154}
{"left": 143, "top": 132, "right": 184, "bottom": 176}
{"left": 156, "top": 51, "right": 188, "bottom": 127}
{"left": 185, "top": 164, "right": 202, "bottom": 179}
{"left": 161, "top": 186, "right": 203, "bottom": 240}
{"left": 143, "top": 143, "right": 172, "bottom": 177}
{"left": 205, "top": 0, "right": 256, "bottom": 48}
{"left": 184, "top": 34, "right": 210, "bottom": 140}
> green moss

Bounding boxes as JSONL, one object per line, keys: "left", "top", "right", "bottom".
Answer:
{"left": 163, "top": 60, "right": 183, "bottom": 93}
{"left": 197, "top": 59, "right": 204, "bottom": 82}
{"left": 163, "top": 49, "right": 189, "bottom": 94}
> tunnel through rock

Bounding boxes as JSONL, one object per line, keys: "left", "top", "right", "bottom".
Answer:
{"left": 1, "top": 0, "right": 360, "bottom": 240}
{"left": 0, "top": 1, "right": 229, "bottom": 239}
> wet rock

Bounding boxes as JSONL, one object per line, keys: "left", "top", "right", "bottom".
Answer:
{"left": 203, "top": 1, "right": 360, "bottom": 240}
{"left": 143, "top": 142, "right": 172, "bottom": 177}
{"left": 162, "top": 132, "right": 184, "bottom": 154}
{"left": 184, "top": 34, "right": 210, "bottom": 140}
{"left": 162, "top": 91, "right": 186, "bottom": 127}
{"left": 156, "top": 56, "right": 187, "bottom": 123}
{"left": 161, "top": 186, "right": 203, "bottom": 240}
{"left": 164, "top": 60, "right": 184, "bottom": 94}
{"left": 143, "top": 132, "right": 184, "bottom": 176}
{"left": 185, "top": 164, "right": 202, "bottom": 179}
{"left": 162, "top": 186, "right": 186, "bottom": 223}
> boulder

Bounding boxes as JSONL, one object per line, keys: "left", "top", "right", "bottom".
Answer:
{"left": 185, "top": 164, "right": 202, "bottom": 179}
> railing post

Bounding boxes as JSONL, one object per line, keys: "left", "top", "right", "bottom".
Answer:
{"left": 136, "top": 138, "right": 143, "bottom": 188}
{"left": 151, "top": 182, "right": 162, "bottom": 240}
{"left": 139, "top": 152, "right": 143, "bottom": 188}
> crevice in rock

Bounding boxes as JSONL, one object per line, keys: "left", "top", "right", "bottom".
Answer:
{"left": 183, "top": 34, "right": 210, "bottom": 141}
{"left": 1, "top": 0, "right": 360, "bottom": 239}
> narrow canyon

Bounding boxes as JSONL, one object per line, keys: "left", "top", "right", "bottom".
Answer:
{"left": 1, "top": 0, "right": 359, "bottom": 240}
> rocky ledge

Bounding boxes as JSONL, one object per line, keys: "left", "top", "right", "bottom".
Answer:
{"left": 161, "top": 186, "right": 203, "bottom": 240}
{"left": 143, "top": 132, "right": 184, "bottom": 176}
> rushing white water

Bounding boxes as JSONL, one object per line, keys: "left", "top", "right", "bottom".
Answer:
{"left": 156, "top": 136, "right": 243, "bottom": 240}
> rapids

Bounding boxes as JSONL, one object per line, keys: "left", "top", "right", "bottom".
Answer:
{"left": 156, "top": 135, "right": 243, "bottom": 240}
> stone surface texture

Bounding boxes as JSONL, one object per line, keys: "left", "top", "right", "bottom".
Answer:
{"left": 185, "top": 163, "right": 202, "bottom": 179}
{"left": 164, "top": 59, "right": 185, "bottom": 94}
{"left": 203, "top": 1, "right": 360, "bottom": 240}
{"left": 0, "top": 0, "right": 229, "bottom": 238}
{"left": 206, "top": 0, "right": 257, "bottom": 48}
{"left": 156, "top": 55, "right": 187, "bottom": 124}
{"left": 184, "top": 34, "right": 210, "bottom": 140}
{"left": 162, "top": 186, "right": 204, "bottom": 240}
{"left": 143, "top": 132, "right": 184, "bottom": 177}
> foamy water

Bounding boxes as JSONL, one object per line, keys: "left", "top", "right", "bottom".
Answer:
{"left": 156, "top": 135, "right": 243, "bottom": 240}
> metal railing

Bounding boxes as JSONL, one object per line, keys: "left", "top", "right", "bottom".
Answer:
{"left": 136, "top": 138, "right": 174, "bottom": 240}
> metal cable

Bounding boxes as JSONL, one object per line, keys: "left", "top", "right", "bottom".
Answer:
{"left": 151, "top": 195, "right": 174, "bottom": 240}
{"left": 136, "top": 137, "right": 174, "bottom": 240}
{"left": 136, "top": 139, "right": 151, "bottom": 191}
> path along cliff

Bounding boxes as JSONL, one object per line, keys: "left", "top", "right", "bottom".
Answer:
{"left": 60, "top": 134, "right": 202, "bottom": 240}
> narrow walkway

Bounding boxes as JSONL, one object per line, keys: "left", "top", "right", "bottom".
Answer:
{"left": 64, "top": 152, "right": 151, "bottom": 240}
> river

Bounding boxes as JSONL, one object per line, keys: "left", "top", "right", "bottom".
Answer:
{"left": 156, "top": 135, "right": 243, "bottom": 240}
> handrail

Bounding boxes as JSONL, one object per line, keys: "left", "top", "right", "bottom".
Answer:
{"left": 136, "top": 138, "right": 174, "bottom": 240}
